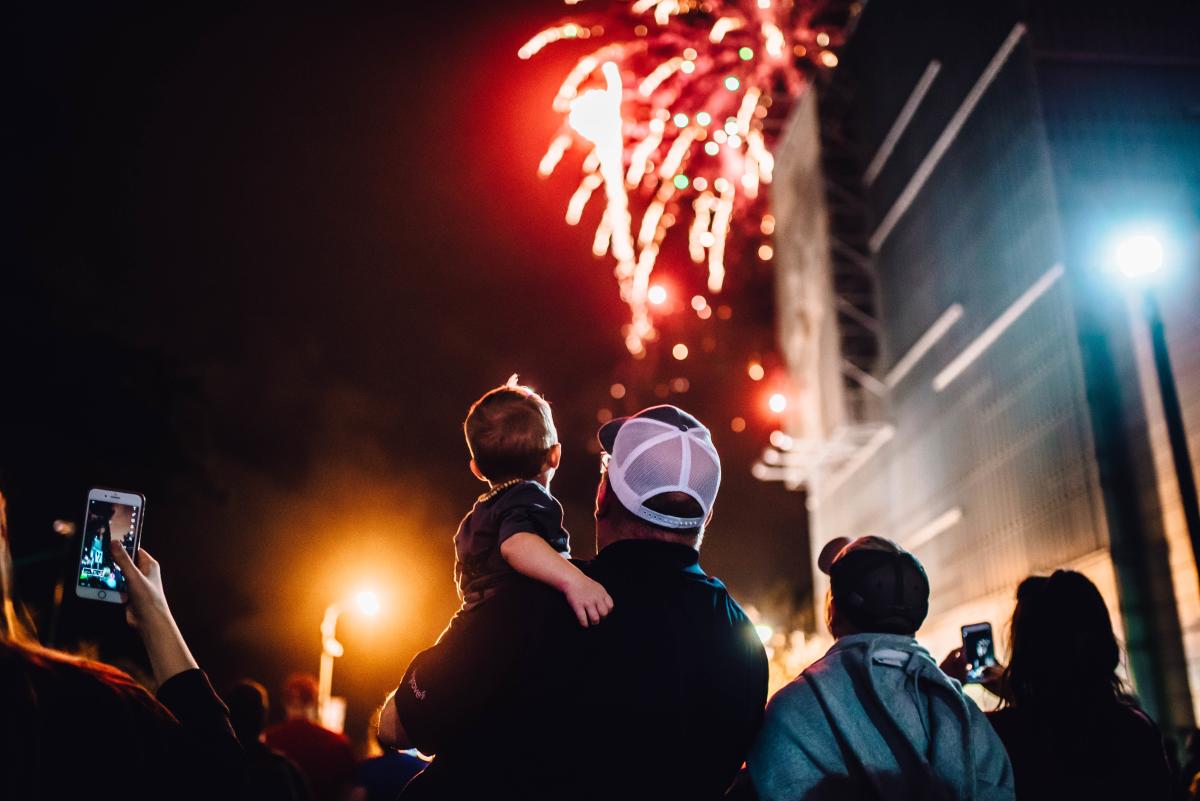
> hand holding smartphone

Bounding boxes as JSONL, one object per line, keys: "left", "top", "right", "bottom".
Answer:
{"left": 76, "top": 487, "right": 145, "bottom": 604}
{"left": 960, "top": 622, "right": 997, "bottom": 683}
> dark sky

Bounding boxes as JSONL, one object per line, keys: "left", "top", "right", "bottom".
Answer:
{"left": 8, "top": 1, "right": 809, "bottom": 743}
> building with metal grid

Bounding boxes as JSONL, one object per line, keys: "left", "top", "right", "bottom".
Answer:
{"left": 763, "top": 0, "right": 1200, "bottom": 735}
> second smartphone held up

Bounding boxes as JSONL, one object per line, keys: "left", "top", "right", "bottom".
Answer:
{"left": 961, "top": 621, "right": 997, "bottom": 683}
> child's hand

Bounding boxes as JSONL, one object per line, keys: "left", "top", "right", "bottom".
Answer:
{"left": 565, "top": 574, "right": 614, "bottom": 627}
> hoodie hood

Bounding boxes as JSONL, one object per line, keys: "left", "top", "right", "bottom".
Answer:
{"left": 812, "top": 634, "right": 978, "bottom": 799}
{"left": 748, "top": 632, "right": 1013, "bottom": 801}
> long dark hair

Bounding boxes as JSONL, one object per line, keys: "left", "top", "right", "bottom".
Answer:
{"left": 1002, "top": 570, "right": 1127, "bottom": 712}
{"left": 0, "top": 489, "right": 35, "bottom": 643}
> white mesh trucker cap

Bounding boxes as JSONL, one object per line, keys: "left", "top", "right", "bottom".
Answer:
{"left": 597, "top": 405, "right": 722, "bottom": 529}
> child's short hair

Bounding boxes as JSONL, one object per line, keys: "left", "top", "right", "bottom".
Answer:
{"left": 464, "top": 377, "right": 558, "bottom": 482}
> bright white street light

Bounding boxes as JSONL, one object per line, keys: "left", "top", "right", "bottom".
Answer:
{"left": 1113, "top": 233, "right": 1164, "bottom": 278}
{"left": 754, "top": 623, "right": 774, "bottom": 644}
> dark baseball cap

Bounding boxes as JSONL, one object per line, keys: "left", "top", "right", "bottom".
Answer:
{"left": 819, "top": 536, "right": 930, "bottom": 635}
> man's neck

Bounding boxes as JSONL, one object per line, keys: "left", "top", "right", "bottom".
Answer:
{"left": 596, "top": 527, "right": 699, "bottom": 552}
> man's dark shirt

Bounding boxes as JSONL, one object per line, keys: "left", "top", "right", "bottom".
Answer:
{"left": 394, "top": 539, "right": 769, "bottom": 801}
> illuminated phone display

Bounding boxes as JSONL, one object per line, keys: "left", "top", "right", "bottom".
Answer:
{"left": 961, "top": 622, "right": 996, "bottom": 683}
{"left": 76, "top": 489, "right": 144, "bottom": 603}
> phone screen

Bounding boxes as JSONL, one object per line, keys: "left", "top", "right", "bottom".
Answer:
{"left": 78, "top": 499, "right": 140, "bottom": 594}
{"left": 961, "top": 622, "right": 996, "bottom": 683}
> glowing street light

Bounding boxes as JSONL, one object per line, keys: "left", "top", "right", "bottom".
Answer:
{"left": 648, "top": 284, "right": 668, "bottom": 305}
{"left": 1108, "top": 228, "right": 1200, "bottom": 598}
{"left": 318, "top": 590, "right": 383, "bottom": 725}
{"left": 355, "top": 590, "right": 381, "bottom": 617}
{"left": 768, "top": 392, "right": 788, "bottom": 414}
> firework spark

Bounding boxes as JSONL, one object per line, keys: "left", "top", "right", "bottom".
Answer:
{"left": 521, "top": 0, "right": 850, "bottom": 355}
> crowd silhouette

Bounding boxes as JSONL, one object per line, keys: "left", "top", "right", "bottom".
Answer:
{"left": 0, "top": 399, "right": 1187, "bottom": 800}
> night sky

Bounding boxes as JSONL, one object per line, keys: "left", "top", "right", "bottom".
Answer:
{"left": 8, "top": 1, "right": 809, "bottom": 743}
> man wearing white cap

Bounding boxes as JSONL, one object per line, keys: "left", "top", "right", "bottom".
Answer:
{"left": 380, "top": 405, "right": 768, "bottom": 801}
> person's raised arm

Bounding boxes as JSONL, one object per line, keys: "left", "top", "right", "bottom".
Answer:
{"left": 109, "top": 541, "right": 242, "bottom": 800}
{"left": 500, "top": 532, "right": 613, "bottom": 626}
{"left": 109, "top": 541, "right": 198, "bottom": 684}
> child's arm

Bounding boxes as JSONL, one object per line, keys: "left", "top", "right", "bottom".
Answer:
{"left": 500, "top": 532, "right": 614, "bottom": 627}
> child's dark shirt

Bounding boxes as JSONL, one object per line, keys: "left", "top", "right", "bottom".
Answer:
{"left": 453, "top": 480, "right": 570, "bottom": 608}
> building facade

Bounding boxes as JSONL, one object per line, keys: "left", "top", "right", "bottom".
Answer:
{"left": 764, "top": 0, "right": 1200, "bottom": 734}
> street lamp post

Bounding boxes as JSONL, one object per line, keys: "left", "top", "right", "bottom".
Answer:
{"left": 317, "top": 590, "right": 381, "bottom": 726}
{"left": 317, "top": 602, "right": 346, "bottom": 721}
{"left": 1141, "top": 289, "right": 1200, "bottom": 586}
{"left": 1115, "top": 233, "right": 1200, "bottom": 592}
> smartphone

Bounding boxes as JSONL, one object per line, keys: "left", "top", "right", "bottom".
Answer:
{"left": 76, "top": 488, "right": 145, "bottom": 604}
{"left": 961, "top": 622, "right": 997, "bottom": 683}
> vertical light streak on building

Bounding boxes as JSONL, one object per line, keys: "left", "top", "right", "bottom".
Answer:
{"left": 931, "top": 263, "right": 1063, "bottom": 392}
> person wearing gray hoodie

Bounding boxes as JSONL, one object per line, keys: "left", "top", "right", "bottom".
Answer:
{"left": 747, "top": 536, "right": 1014, "bottom": 801}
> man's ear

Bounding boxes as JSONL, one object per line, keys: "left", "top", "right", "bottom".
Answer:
{"left": 595, "top": 476, "right": 613, "bottom": 519}
{"left": 469, "top": 459, "right": 487, "bottom": 483}
{"left": 544, "top": 443, "right": 562, "bottom": 471}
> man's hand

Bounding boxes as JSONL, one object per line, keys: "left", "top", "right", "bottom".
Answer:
{"left": 564, "top": 574, "right": 614, "bottom": 627}
{"left": 378, "top": 690, "right": 412, "bottom": 750}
